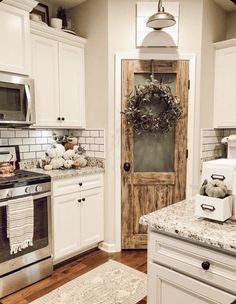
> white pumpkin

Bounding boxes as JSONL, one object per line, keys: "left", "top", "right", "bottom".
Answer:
{"left": 73, "top": 156, "right": 87, "bottom": 168}
{"left": 63, "top": 149, "right": 75, "bottom": 160}
{"left": 50, "top": 157, "right": 64, "bottom": 169}
{"left": 63, "top": 159, "right": 74, "bottom": 169}
{"left": 44, "top": 164, "right": 53, "bottom": 171}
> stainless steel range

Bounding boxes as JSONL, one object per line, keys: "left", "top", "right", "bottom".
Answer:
{"left": 0, "top": 147, "right": 52, "bottom": 298}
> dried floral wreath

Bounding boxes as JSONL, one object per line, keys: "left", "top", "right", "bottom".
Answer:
{"left": 123, "top": 78, "right": 182, "bottom": 134}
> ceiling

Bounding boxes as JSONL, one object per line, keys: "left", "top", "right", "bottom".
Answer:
{"left": 45, "top": 0, "right": 87, "bottom": 9}
{"left": 215, "top": 0, "right": 236, "bottom": 12}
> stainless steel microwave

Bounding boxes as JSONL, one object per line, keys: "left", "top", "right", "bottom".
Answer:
{"left": 0, "top": 73, "right": 35, "bottom": 126}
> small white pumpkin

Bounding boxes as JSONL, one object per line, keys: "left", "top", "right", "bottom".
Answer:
{"left": 44, "top": 164, "right": 53, "bottom": 171}
{"left": 50, "top": 157, "right": 64, "bottom": 169}
{"left": 205, "top": 180, "right": 228, "bottom": 198}
{"left": 73, "top": 156, "right": 87, "bottom": 168}
{"left": 63, "top": 149, "right": 75, "bottom": 160}
{"left": 63, "top": 159, "right": 74, "bottom": 169}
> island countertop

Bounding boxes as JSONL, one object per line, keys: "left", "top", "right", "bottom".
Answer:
{"left": 140, "top": 199, "right": 236, "bottom": 255}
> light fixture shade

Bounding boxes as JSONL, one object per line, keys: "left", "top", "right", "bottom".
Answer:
{"left": 146, "top": 12, "right": 176, "bottom": 30}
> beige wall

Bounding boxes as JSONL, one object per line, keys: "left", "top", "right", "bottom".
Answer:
{"left": 226, "top": 11, "right": 236, "bottom": 39}
{"left": 68, "top": 0, "right": 108, "bottom": 129}
{"left": 200, "top": 0, "right": 226, "bottom": 129}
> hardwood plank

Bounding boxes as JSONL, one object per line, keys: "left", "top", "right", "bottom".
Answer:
{"left": 1, "top": 249, "right": 147, "bottom": 304}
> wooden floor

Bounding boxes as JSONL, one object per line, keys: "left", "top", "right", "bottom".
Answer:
{"left": 1, "top": 249, "right": 147, "bottom": 304}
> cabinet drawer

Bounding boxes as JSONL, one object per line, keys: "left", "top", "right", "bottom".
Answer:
{"left": 53, "top": 173, "right": 103, "bottom": 196}
{"left": 148, "top": 262, "right": 235, "bottom": 304}
{"left": 149, "top": 232, "right": 236, "bottom": 295}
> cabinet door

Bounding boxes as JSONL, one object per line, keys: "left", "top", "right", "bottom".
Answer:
{"left": 58, "top": 42, "right": 85, "bottom": 128}
{"left": 148, "top": 263, "right": 235, "bottom": 304}
{"left": 214, "top": 46, "right": 236, "bottom": 128}
{"left": 80, "top": 187, "right": 104, "bottom": 249}
{"left": 53, "top": 193, "right": 81, "bottom": 260}
{"left": 0, "top": 3, "right": 30, "bottom": 75}
{"left": 31, "top": 34, "right": 60, "bottom": 127}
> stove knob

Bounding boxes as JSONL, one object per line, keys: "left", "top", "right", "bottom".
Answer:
{"left": 35, "top": 185, "right": 43, "bottom": 192}
{"left": 25, "top": 187, "right": 31, "bottom": 194}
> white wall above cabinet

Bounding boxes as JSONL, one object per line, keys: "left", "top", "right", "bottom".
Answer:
{"left": 31, "top": 22, "right": 87, "bottom": 128}
{"left": 213, "top": 38, "right": 236, "bottom": 128}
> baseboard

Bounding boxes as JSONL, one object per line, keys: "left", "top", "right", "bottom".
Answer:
{"left": 99, "top": 242, "right": 119, "bottom": 253}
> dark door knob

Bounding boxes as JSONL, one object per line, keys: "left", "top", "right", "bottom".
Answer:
{"left": 201, "top": 261, "right": 210, "bottom": 271}
{"left": 61, "top": 117, "right": 65, "bottom": 121}
{"left": 123, "top": 162, "right": 131, "bottom": 172}
{"left": 57, "top": 117, "right": 61, "bottom": 121}
{"left": 82, "top": 198, "right": 85, "bottom": 202}
{"left": 78, "top": 199, "right": 81, "bottom": 203}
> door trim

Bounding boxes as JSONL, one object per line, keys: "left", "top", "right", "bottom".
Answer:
{"left": 114, "top": 52, "right": 196, "bottom": 252}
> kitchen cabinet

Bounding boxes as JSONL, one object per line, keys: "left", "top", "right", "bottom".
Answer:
{"left": 0, "top": 1, "right": 36, "bottom": 75}
{"left": 31, "top": 22, "right": 86, "bottom": 128}
{"left": 52, "top": 173, "right": 104, "bottom": 262}
{"left": 214, "top": 39, "right": 236, "bottom": 128}
{"left": 148, "top": 231, "right": 236, "bottom": 304}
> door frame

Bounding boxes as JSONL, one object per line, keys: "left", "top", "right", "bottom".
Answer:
{"left": 114, "top": 52, "right": 196, "bottom": 252}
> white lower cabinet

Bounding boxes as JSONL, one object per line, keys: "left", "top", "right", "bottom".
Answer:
{"left": 148, "top": 232, "right": 236, "bottom": 304}
{"left": 80, "top": 188, "right": 104, "bottom": 248}
{"left": 53, "top": 193, "right": 80, "bottom": 260}
{"left": 52, "top": 174, "right": 104, "bottom": 262}
{"left": 148, "top": 263, "right": 235, "bottom": 304}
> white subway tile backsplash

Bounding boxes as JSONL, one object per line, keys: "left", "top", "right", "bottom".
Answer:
{"left": 29, "top": 130, "right": 41, "bottom": 137}
{"left": 90, "top": 130, "right": 99, "bottom": 137}
{"left": 82, "top": 130, "right": 90, "bottom": 137}
{"left": 23, "top": 138, "right": 36, "bottom": 145}
{"left": 23, "top": 152, "right": 36, "bottom": 159}
{"left": 1, "top": 127, "right": 105, "bottom": 160}
{"left": 19, "top": 145, "right": 29, "bottom": 153}
{"left": 30, "top": 145, "right": 41, "bottom": 152}
{"left": 9, "top": 138, "right": 23, "bottom": 145}
{"left": 1, "top": 130, "right": 15, "bottom": 138}
{"left": 41, "top": 130, "right": 52, "bottom": 137}
{"left": 90, "top": 144, "right": 99, "bottom": 151}
{"left": 15, "top": 130, "right": 29, "bottom": 138}
{"left": 36, "top": 137, "right": 48, "bottom": 144}
{"left": 95, "top": 138, "right": 104, "bottom": 145}
{"left": 86, "top": 137, "right": 95, "bottom": 144}
{"left": 0, "top": 139, "right": 8, "bottom": 145}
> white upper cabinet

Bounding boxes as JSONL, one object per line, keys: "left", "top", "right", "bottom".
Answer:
{"left": 0, "top": 1, "right": 36, "bottom": 75}
{"left": 214, "top": 39, "right": 236, "bottom": 128}
{"left": 59, "top": 43, "right": 85, "bottom": 128}
{"left": 30, "top": 22, "right": 87, "bottom": 128}
{"left": 31, "top": 35, "right": 60, "bottom": 127}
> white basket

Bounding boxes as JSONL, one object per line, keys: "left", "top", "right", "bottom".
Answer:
{"left": 195, "top": 194, "right": 233, "bottom": 222}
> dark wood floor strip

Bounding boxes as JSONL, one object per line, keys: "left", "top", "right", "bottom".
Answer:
{"left": 1, "top": 249, "right": 147, "bottom": 304}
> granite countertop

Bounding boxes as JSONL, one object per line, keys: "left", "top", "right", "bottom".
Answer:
{"left": 27, "top": 166, "right": 104, "bottom": 180}
{"left": 140, "top": 199, "right": 236, "bottom": 255}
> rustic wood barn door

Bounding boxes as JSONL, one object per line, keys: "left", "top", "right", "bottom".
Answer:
{"left": 121, "top": 59, "right": 189, "bottom": 249}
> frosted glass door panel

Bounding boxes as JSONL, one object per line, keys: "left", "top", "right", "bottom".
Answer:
{"left": 133, "top": 73, "right": 176, "bottom": 173}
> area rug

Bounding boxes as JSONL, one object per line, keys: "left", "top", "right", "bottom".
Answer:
{"left": 31, "top": 260, "right": 147, "bottom": 304}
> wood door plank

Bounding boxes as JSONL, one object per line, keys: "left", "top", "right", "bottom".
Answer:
{"left": 133, "top": 173, "right": 175, "bottom": 185}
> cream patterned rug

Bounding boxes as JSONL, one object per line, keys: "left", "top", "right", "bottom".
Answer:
{"left": 31, "top": 260, "right": 147, "bottom": 304}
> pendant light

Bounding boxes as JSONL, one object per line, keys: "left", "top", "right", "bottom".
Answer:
{"left": 146, "top": 0, "right": 176, "bottom": 30}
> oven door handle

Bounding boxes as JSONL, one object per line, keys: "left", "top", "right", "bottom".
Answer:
{"left": 0, "top": 192, "right": 51, "bottom": 207}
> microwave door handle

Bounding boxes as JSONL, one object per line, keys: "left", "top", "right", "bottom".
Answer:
{"left": 25, "top": 84, "right": 31, "bottom": 122}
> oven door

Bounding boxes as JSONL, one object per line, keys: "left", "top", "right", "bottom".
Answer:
{"left": 0, "top": 192, "right": 52, "bottom": 276}
{"left": 0, "top": 73, "right": 35, "bottom": 126}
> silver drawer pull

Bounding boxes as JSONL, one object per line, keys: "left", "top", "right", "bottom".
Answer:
{"left": 201, "top": 204, "right": 215, "bottom": 212}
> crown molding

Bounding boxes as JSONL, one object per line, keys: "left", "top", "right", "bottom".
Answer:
{"left": 1, "top": 0, "right": 38, "bottom": 12}
{"left": 30, "top": 20, "right": 87, "bottom": 48}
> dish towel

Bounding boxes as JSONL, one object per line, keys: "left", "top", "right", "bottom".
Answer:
{"left": 7, "top": 196, "right": 34, "bottom": 254}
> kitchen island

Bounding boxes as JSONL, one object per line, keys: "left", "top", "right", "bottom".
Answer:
{"left": 140, "top": 199, "right": 236, "bottom": 304}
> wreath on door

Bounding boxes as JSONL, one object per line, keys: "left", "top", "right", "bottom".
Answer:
{"left": 123, "top": 78, "right": 182, "bottom": 134}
